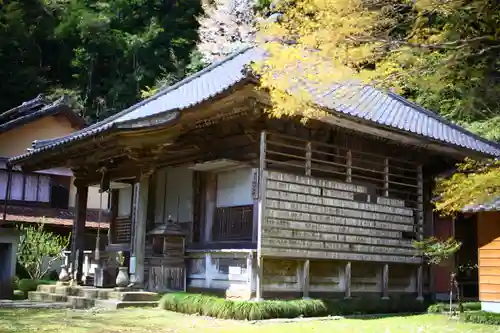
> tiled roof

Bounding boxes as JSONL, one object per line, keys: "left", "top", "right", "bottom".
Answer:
{"left": 9, "top": 46, "right": 500, "bottom": 163}
{"left": 462, "top": 198, "right": 500, "bottom": 213}
{"left": 0, "top": 95, "right": 85, "bottom": 135}
{"left": 1, "top": 205, "right": 110, "bottom": 229}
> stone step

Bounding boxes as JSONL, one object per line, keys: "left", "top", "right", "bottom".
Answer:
{"left": 37, "top": 285, "right": 57, "bottom": 294}
{"left": 67, "top": 296, "right": 95, "bottom": 309}
{"left": 77, "top": 288, "right": 113, "bottom": 300}
{"left": 28, "top": 292, "right": 68, "bottom": 303}
{"left": 107, "top": 291, "right": 161, "bottom": 302}
{"left": 94, "top": 299, "right": 159, "bottom": 310}
{"left": 53, "top": 286, "right": 81, "bottom": 296}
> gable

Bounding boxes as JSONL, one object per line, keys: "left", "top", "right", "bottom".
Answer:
{"left": 0, "top": 115, "right": 78, "bottom": 157}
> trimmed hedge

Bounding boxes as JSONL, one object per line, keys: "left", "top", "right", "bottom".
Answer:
{"left": 18, "top": 279, "right": 56, "bottom": 297}
{"left": 427, "top": 302, "right": 481, "bottom": 313}
{"left": 462, "top": 311, "right": 500, "bottom": 325}
{"left": 159, "top": 292, "right": 428, "bottom": 320}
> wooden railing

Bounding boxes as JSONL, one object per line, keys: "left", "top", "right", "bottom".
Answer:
{"left": 212, "top": 205, "right": 253, "bottom": 242}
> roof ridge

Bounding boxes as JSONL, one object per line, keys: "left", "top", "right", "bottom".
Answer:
{"left": 37, "top": 46, "right": 254, "bottom": 148}
{"left": 387, "top": 91, "right": 500, "bottom": 150}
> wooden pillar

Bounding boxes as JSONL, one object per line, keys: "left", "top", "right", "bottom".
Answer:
{"left": 71, "top": 181, "right": 88, "bottom": 283}
{"left": 346, "top": 151, "right": 352, "bottom": 182}
{"left": 247, "top": 252, "right": 253, "bottom": 298}
{"left": 416, "top": 164, "right": 424, "bottom": 301}
{"left": 255, "top": 130, "right": 267, "bottom": 301}
{"left": 255, "top": 256, "right": 263, "bottom": 301}
{"left": 417, "top": 265, "right": 424, "bottom": 301}
{"left": 203, "top": 173, "right": 217, "bottom": 243}
{"left": 130, "top": 176, "right": 149, "bottom": 286}
{"left": 344, "top": 261, "right": 352, "bottom": 299}
{"left": 305, "top": 142, "right": 312, "bottom": 176}
{"left": 302, "top": 259, "right": 310, "bottom": 299}
{"left": 382, "top": 263, "right": 389, "bottom": 299}
{"left": 383, "top": 158, "right": 389, "bottom": 197}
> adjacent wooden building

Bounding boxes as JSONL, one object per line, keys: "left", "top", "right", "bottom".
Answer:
{"left": 8, "top": 47, "right": 500, "bottom": 302}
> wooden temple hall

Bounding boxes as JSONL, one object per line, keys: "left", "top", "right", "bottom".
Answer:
{"left": 9, "top": 47, "right": 500, "bottom": 300}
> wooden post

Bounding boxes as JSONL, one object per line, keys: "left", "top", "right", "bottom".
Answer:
{"left": 2, "top": 165, "right": 12, "bottom": 222}
{"left": 346, "top": 151, "right": 352, "bottom": 182}
{"left": 417, "top": 164, "right": 424, "bottom": 301}
{"left": 255, "top": 130, "right": 267, "bottom": 301}
{"left": 305, "top": 142, "right": 312, "bottom": 177}
{"left": 303, "top": 259, "right": 310, "bottom": 299}
{"left": 345, "top": 261, "right": 352, "bottom": 299}
{"left": 204, "top": 173, "right": 217, "bottom": 243}
{"left": 384, "top": 158, "right": 389, "bottom": 197}
{"left": 417, "top": 265, "right": 424, "bottom": 301}
{"left": 130, "top": 176, "right": 149, "bottom": 286}
{"left": 204, "top": 253, "right": 212, "bottom": 288}
{"left": 247, "top": 251, "right": 253, "bottom": 298}
{"left": 82, "top": 252, "right": 90, "bottom": 285}
{"left": 417, "top": 164, "right": 424, "bottom": 241}
{"left": 71, "top": 181, "right": 88, "bottom": 284}
{"left": 382, "top": 263, "right": 389, "bottom": 299}
{"left": 255, "top": 256, "right": 263, "bottom": 301}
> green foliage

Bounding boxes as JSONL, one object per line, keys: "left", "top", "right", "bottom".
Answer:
{"left": 427, "top": 302, "right": 481, "bottom": 313}
{"left": 462, "top": 311, "right": 500, "bottom": 325}
{"left": 159, "top": 292, "right": 427, "bottom": 320}
{"left": 16, "top": 221, "right": 70, "bottom": 280}
{"left": 17, "top": 279, "right": 56, "bottom": 298}
{"left": 256, "top": 0, "right": 500, "bottom": 142}
{"left": 413, "top": 237, "right": 462, "bottom": 266}
{"left": 0, "top": 0, "right": 203, "bottom": 121}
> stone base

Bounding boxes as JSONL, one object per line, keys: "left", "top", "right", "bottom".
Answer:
{"left": 28, "top": 285, "right": 160, "bottom": 310}
{"left": 225, "top": 287, "right": 252, "bottom": 300}
{"left": 482, "top": 301, "right": 500, "bottom": 313}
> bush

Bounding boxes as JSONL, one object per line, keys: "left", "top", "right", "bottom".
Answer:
{"left": 462, "top": 311, "right": 500, "bottom": 325}
{"left": 427, "top": 302, "right": 481, "bottom": 313}
{"left": 18, "top": 279, "right": 56, "bottom": 297}
{"left": 159, "top": 293, "right": 428, "bottom": 320}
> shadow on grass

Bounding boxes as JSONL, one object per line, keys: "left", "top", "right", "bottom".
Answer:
{"left": 346, "top": 312, "right": 425, "bottom": 320}
{"left": 0, "top": 308, "right": 157, "bottom": 333}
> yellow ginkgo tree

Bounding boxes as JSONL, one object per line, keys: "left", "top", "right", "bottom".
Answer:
{"left": 253, "top": 0, "right": 500, "bottom": 121}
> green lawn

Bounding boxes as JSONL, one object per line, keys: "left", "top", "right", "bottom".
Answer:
{"left": 0, "top": 308, "right": 498, "bottom": 333}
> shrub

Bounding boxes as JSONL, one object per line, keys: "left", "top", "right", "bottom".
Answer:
{"left": 18, "top": 279, "right": 56, "bottom": 297}
{"left": 427, "top": 302, "right": 481, "bottom": 313}
{"left": 462, "top": 311, "right": 500, "bottom": 325}
{"left": 159, "top": 293, "right": 428, "bottom": 320}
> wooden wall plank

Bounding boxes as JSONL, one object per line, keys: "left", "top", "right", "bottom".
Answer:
{"left": 479, "top": 293, "right": 500, "bottom": 301}
{"left": 477, "top": 211, "right": 500, "bottom": 303}
{"left": 261, "top": 170, "right": 422, "bottom": 264}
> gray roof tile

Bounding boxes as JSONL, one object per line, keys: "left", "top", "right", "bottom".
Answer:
{"left": 10, "top": 46, "right": 500, "bottom": 163}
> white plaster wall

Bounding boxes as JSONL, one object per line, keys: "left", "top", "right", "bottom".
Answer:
{"left": 117, "top": 186, "right": 132, "bottom": 217}
{"left": 154, "top": 167, "right": 193, "bottom": 223}
{"left": 69, "top": 181, "right": 109, "bottom": 210}
{"left": 482, "top": 302, "right": 500, "bottom": 313}
{"left": 216, "top": 168, "right": 253, "bottom": 207}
